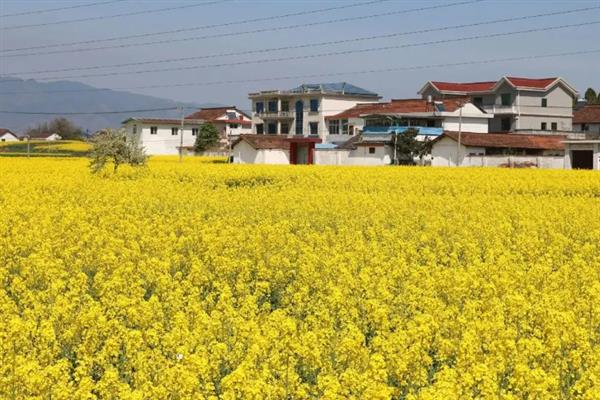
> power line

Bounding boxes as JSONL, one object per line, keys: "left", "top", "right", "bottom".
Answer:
{"left": 0, "top": 0, "right": 229, "bottom": 31}
{"left": 0, "top": 0, "right": 392, "bottom": 53}
{"left": 0, "top": 107, "right": 178, "bottom": 115}
{"left": 3, "top": 6, "right": 597, "bottom": 79}
{"left": 3, "top": 20, "right": 597, "bottom": 82}
{"left": 0, "top": 0, "right": 482, "bottom": 57}
{"left": 0, "top": 0, "right": 126, "bottom": 18}
{"left": 0, "top": 49, "right": 597, "bottom": 96}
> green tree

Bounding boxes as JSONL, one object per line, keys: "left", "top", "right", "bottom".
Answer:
{"left": 393, "top": 128, "right": 431, "bottom": 165}
{"left": 194, "top": 123, "right": 220, "bottom": 153}
{"left": 584, "top": 88, "right": 597, "bottom": 105}
{"left": 88, "top": 128, "right": 147, "bottom": 173}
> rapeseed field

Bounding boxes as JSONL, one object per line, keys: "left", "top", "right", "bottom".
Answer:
{"left": 1, "top": 157, "right": 599, "bottom": 399}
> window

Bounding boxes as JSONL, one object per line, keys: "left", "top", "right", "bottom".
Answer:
{"left": 192, "top": 128, "right": 199, "bottom": 136}
{"left": 473, "top": 97, "right": 483, "bottom": 107}
{"left": 227, "top": 112, "right": 237, "bottom": 120}
{"left": 541, "top": 122, "right": 547, "bottom": 131}
{"left": 281, "top": 123, "right": 289, "bottom": 134}
{"left": 268, "top": 100, "right": 278, "bottom": 112}
{"left": 256, "top": 123, "right": 264, "bottom": 134}
{"left": 171, "top": 127, "right": 178, "bottom": 136}
{"left": 267, "top": 122, "right": 277, "bottom": 134}
{"left": 551, "top": 122, "right": 557, "bottom": 131}
{"left": 150, "top": 126, "right": 158, "bottom": 135}
{"left": 501, "top": 93, "right": 511, "bottom": 106}
{"left": 310, "top": 99, "right": 319, "bottom": 112}
{"left": 295, "top": 101, "right": 304, "bottom": 135}
{"left": 328, "top": 120, "right": 340, "bottom": 134}
{"left": 541, "top": 98, "right": 547, "bottom": 108}
{"left": 229, "top": 123, "right": 238, "bottom": 129}
{"left": 501, "top": 118, "right": 511, "bottom": 131}
{"left": 342, "top": 119, "right": 349, "bottom": 135}
{"left": 309, "top": 122, "right": 319, "bottom": 135}
{"left": 255, "top": 102, "right": 264, "bottom": 113}
{"left": 132, "top": 124, "right": 137, "bottom": 134}
{"left": 369, "top": 147, "right": 376, "bottom": 154}
{"left": 281, "top": 101, "right": 289, "bottom": 112}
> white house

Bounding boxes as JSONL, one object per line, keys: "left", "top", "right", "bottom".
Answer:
{"left": 27, "top": 132, "right": 62, "bottom": 141}
{"left": 249, "top": 82, "right": 380, "bottom": 142}
{"left": 0, "top": 128, "right": 19, "bottom": 142}
{"left": 314, "top": 136, "right": 394, "bottom": 166}
{"left": 122, "top": 106, "right": 250, "bottom": 155}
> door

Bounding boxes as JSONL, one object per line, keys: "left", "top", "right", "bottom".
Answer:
{"left": 571, "top": 150, "right": 593, "bottom": 169}
{"left": 296, "top": 144, "right": 309, "bottom": 164}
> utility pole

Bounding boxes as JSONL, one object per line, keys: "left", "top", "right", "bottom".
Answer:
{"left": 178, "top": 105, "right": 184, "bottom": 163}
{"left": 456, "top": 104, "right": 463, "bottom": 167}
{"left": 26, "top": 135, "right": 30, "bottom": 158}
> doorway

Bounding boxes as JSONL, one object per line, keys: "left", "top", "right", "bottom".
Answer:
{"left": 571, "top": 150, "right": 593, "bottom": 169}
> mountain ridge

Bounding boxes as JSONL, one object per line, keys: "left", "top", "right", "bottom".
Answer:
{"left": 0, "top": 77, "right": 222, "bottom": 134}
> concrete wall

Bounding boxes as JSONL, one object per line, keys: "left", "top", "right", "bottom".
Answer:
{"left": 316, "top": 146, "right": 393, "bottom": 166}
{"left": 564, "top": 142, "right": 600, "bottom": 170}
{"left": 232, "top": 140, "right": 290, "bottom": 164}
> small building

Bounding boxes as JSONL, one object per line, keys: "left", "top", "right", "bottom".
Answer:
{"left": 122, "top": 117, "right": 204, "bottom": 155}
{"left": 0, "top": 128, "right": 19, "bottom": 142}
{"left": 26, "top": 132, "right": 62, "bottom": 141}
{"left": 573, "top": 105, "right": 600, "bottom": 134}
{"left": 231, "top": 134, "right": 321, "bottom": 164}
{"left": 315, "top": 134, "right": 394, "bottom": 166}
{"left": 431, "top": 131, "right": 566, "bottom": 168}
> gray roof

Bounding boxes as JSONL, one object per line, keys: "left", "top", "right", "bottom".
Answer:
{"left": 289, "top": 82, "right": 378, "bottom": 96}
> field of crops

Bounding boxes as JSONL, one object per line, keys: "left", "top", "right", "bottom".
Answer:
{"left": 0, "top": 140, "right": 91, "bottom": 157}
{"left": 1, "top": 157, "right": 599, "bottom": 399}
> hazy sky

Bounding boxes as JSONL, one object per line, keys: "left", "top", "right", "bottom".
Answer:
{"left": 1, "top": 0, "right": 599, "bottom": 111}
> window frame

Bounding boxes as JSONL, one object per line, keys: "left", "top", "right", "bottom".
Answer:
{"left": 268, "top": 100, "right": 278, "bottom": 113}
{"left": 368, "top": 147, "right": 376, "bottom": 154}
{"left": 309, "top": 99, "right": 319, "bottom": 113}
{"left": 255, "top": 101, "right": 264, "bottom": 114}
{"left": 501, "top": 93, "right": 512, "bottom": 106}
{"left": 191, "top": 128, "right": 199, "bottom": 136}
{"left": 309, "top": 122, "right": 319, "bottom": 135}
{"left": 541, "top": 98, "right": 548, "bottom": 108}
{"left": 500, "top": 118, "right": 511, "bottom": 132}
{"left": 280, "top": 123, "right": 289, "bottom": 134}
{"left": 541, "top": 122, "right": 547, "bottom": 131}
{"left": 150, "top": 126, "right": 158, "bottom": 135}
{"left": 551, "top": 122, "right": 558, "bottom": 131}
{"left": 267, "top": 122, "right": 277, "bottom": 134}
{"left": 328, "top": 119, "right": 340, "bottom": 135}
{"left": 171, "top": 127, "right": 179, "bottom": 136}
{"left": 256, "top": 123, "right": 264, "bottom": 134}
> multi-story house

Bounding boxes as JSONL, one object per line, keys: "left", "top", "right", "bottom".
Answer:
{"left": 573, "top": 105, "right": 600, "bottom": 134}
{"left": 123, "top": 106, "right": 250, "bottom": 155}
{"left": 418, "top": 76, "right": 578, "bottom": 133}
{"left": 248, "top": 82, "right": 380, "bottom": 142}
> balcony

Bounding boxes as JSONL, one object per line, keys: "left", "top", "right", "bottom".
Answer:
{"left": 255, "top": 111, "right": 294, "bottom": 119}
{"left": 481, "top": 105, "right": 517, "bottom": 114}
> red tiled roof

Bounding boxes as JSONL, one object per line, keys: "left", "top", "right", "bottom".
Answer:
{"left": 431, "top": 81, "right": 496, "bottom": 93}
{"left": 325, "top": 98, "right": 468, "bottom": 120}
{"left": 573, "top": 105, "right": 600, "bottom": 124}
{"left": 122, "top": 117, "right": 203, "bottom": 125}
{"left": 185, "top": 106, "right": 250, "bottom": 121}
{"left": 505, "top": 77, "right": 557, "bottom": 89}
{"left": 440, "top": 131, "right": 565, "bottom": 150}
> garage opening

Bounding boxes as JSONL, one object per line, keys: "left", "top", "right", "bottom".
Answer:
{"left": 571, "top": 150, "right": 594, "bottom": 169}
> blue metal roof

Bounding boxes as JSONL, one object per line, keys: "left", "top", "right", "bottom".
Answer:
{"left": 362, "top": 126, "right": 444, "bottom": 136}
{"left": 315, "top": 143, "right": 338, "bottom": 150}
{"left": 289, "top": 82, "right": 378, "bottom": 96}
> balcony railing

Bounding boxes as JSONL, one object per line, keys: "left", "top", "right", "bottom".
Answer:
{"left": 255, "top": 111, "right": 294, "bottom": 119}
{"left": 481, "top": 105, "right": 517, "bottom": 114}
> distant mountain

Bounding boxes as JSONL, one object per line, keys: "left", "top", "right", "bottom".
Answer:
{"left": 0, "top": 77, "right": 222, "bottom": 134}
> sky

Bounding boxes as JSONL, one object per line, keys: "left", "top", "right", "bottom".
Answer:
{"left": 0, "top": 0, "right": 599, "bottom": 111}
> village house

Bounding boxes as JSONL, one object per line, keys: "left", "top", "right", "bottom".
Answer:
{"left": 0, "top": 128, "right": 19, "bottom": 142}
{"left": 419, "top": 76, "right": 578, "bottom": 133}
{"left": 122, "top": 106, "right": 250, "bottom": 155}
{"left": 26, "top": 132, "right": 62, "bottom": 141}
{"left": 249, "top": 82, "right": 380, "bottom": 141}
{"left": 573, "top": 105, "right": 600, "bottom": 134}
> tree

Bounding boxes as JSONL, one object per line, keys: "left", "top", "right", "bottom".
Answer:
{"left": 194, "top": 123, "right": 220, "bottom": 153}
{"left": 25, "top": 117, "right": 83, "bottom": 140}
{"left": 88, "top": 128, "right": 147, "bottom": 173}
{"left": 584, "top": 88, "right": 597, "bottom": 105}
{"left": 393, "top": 128, "right": 432, "bottom": 165}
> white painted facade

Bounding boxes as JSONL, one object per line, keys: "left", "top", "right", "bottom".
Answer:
{"left": 440, "top": 104, "right": 491, "bottom": 133}
{"left": 42, "top": 133, "right": 62, "bottom": 141}
{"left": 232, "top": 140, "right": 290, "bottom": 164}
{"left": 123, "top": 120, "right": 201, "bottom": 156}
{"left": 563, "top": 141, "right": 600, "bottom": 170}
{"left": 0, "top": 131, "right": 19, "bottom": 142}
{"left": 315, "top": 145, "right": 393, "bottom": 166}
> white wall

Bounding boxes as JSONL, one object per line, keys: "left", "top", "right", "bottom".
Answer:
{"left": 45, "top": 133, "right": 62, "bottom": 141}
{"left": 125, "top": 122, "right": 199, "bottom": 155}
{"left": 0, "top": 132, "right": 19, "bottom": 142}
{"left": 232, "top": 140, "right": 290, "bottom": 164}
{"left": 316, "top": 146, "right": 392, "bottom": 166}
{"left": 442, "top": 117, "right": 490, "bottom": 133}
